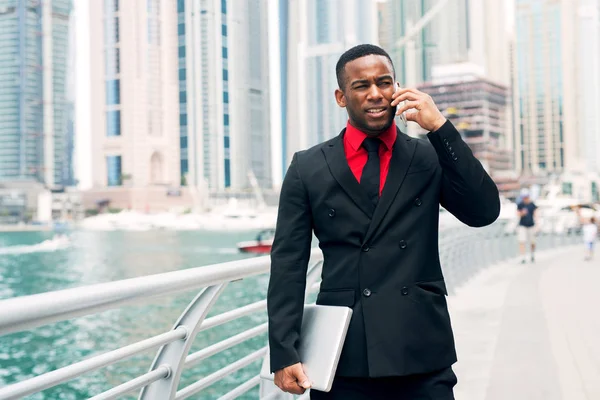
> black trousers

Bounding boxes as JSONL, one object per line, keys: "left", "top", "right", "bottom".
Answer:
{"left": 310, "top": 367, "right": 457, "bottom": 400}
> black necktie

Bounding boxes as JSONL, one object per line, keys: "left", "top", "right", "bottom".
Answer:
{"left": 361, "top": 137, "right": 381, "bottom": 205}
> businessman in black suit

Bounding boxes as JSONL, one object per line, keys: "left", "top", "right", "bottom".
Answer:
{"left": 267, "top": 44, "right": 500, "bottom": 399}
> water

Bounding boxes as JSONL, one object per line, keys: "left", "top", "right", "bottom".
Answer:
{"left": 0, "top": 230, "right": 271, "bottom": 399}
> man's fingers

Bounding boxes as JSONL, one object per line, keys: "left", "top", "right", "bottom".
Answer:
{"left": 275, "top": 382, "right": 305, "bottom": 395}
{"left": 392, "top": 87, "right": 423, "bottom": 100}
{"left": 392, "top": 92, "right": 424, "bottom": 106}
{"left": 396, "top": 101, "right": 420, "bottom": 116}
{"left": 291, "top": 363, "right": 312, "bottom": 389}
{"left": 405, "top": 110, "right": 419, "bottom": 122}
{"left": 274, "top": 363, "right": 311, "bottom": 394}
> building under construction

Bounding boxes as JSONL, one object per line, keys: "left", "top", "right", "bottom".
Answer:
{"left": 416, "top": 64, "right": 514, "bottom": 181}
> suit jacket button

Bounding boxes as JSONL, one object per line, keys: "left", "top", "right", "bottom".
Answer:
{"left": 399, "top": 240, "right": 407, "bottom": 249}
{"left": 414, "top": 198, "right": 422, "bottom": 206}
{"left": 363, "top": 288, "right": 372, "bottom": 297}
{"left": 401, "top": 287, "right": 409, "bottom": 295}
{"left": 362, "top": 245, "right": 370, "bottom": 252}
{"left": 328, "top": 208, "right": 336, "bottom": 217}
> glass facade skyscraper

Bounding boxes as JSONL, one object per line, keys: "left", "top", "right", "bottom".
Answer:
{"left": 0, "top": 0, "right": 73, "bottom": 186}
{"left": 513, "top": 0, "right": 578, "bottom": 174}
{"left": 179, "top": 0, "right": 272, "bottom": 190}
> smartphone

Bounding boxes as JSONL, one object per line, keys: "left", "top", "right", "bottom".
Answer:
{"left": 394, "top": 82, "right": 408, "bottom": 127}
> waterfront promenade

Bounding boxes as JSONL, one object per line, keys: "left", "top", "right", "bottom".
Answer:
{"left": 451, "top": 245, "right": 600, "bottom": 400}
{"left": 0, "top": 228, "right": 597, "bottom": 399}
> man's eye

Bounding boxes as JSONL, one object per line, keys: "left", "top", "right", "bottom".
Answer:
{"left": 355, "top": 85, "right": 367, "bottom": 89}
{"left": 379, "top": 82, "right": 392, "bottom": 87}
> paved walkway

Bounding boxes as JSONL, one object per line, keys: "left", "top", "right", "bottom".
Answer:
{"left": 450, "top": 245, "right": 600, "bottom": 399}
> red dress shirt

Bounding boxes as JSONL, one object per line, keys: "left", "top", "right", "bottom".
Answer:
{"left": 343, "top": 120, "right": 397, "bottom": 196}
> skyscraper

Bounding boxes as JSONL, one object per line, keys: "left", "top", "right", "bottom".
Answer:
{"left": 380, "top": 0, "right": 510, "bottom": 86}
{"left": 178, "top": 0, "right": 272, "bottom": 190}
{"left": 88, "top": 0, "right": 180, "bottom": 189}
{"left": 513, "top": 0, "right": 579, "bottom": 174}
{"left": 0, "top": 0, "right": 73, "bottom": 187}
{"left": 577, "top": 0, "right": 600, "bottom": 173}
{"left": 282, "top": 0, "right": 378, "bottom": 173}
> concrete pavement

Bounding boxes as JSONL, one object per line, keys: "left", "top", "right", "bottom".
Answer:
{"left": 450, "top": 245, "right": 600, "bottom": 399}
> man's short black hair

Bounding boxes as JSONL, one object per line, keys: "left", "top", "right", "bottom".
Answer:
{"left": 336, "top": 44, "right": 395, "bottom": 89}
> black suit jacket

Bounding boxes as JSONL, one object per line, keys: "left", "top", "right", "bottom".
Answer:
{"left": 267, "top": 120, "right": 500, "bottom": 377}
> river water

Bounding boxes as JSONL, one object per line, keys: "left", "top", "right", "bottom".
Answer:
{"left": 0, "top": 230, "right": 271, "bottom": 399}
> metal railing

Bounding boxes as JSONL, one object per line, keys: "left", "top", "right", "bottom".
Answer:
{"left": 0, "top": 217, "right": 581, "bottom": 399}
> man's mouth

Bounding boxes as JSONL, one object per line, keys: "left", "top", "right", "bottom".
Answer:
{"left": 365, "top": 107, "right": 387, "bottom": 118}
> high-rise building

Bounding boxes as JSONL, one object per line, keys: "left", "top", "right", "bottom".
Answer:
{"left": 282, "top": 0, "right": 378, "bottom": 174}
{"left": 380, "top": 0, "right": 510, "bottom": 86}
{"left": 88, "top": 0, "right": 180, "bottom": 189}
{"left": 0, "top": 0, "right": 73, "bottom": 187}
{"left": 178, "top": 0, "right": 272, "bottom": 190}
{"left": 513, "top": 0, "right": 579, "bottom": 175}
{"left": 577, "top": 0, "right": 600, "bottom": 173}
{"left": 418, "top": 63, "right": 513, "bottom": 177}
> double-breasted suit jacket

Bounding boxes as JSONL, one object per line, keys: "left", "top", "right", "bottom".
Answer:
{"left": 267, "top": 120, "right": 500, "bottom": 377}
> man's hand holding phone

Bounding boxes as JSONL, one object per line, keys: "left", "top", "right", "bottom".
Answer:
{"left": 391, "top": 85, "right": 447, "bottom": 132}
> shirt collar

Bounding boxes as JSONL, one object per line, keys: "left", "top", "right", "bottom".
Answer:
{"left": 345, "top": 120, "right": 397, "bottom": 152}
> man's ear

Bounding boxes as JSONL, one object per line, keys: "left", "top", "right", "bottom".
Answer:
{"left": 335, "top": 88, "right": 346, "bottom": 108}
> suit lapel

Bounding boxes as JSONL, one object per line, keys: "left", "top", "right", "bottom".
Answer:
{"left": 364, "top": 129, "right": 417, "bottom": 242}
{"left": 322, "top": 129, "right": 376, "bottom": 218}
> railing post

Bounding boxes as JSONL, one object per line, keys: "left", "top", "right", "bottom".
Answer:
{"left": 139, "top": 284, "right": 227, "bottom": 399}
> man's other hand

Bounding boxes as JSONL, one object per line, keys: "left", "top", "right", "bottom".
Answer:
{"left": 391, "top": 87, "right": 447, "bottom": 132}
{"left": 274, "top": 362, "right": 312, "bottom": 394}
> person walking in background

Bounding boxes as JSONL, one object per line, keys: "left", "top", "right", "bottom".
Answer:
{"left": 517, "top": 190, "right": 537, "bottom": 263}
{"left": 582, "top": 216, "right": 598, "bottom": 261}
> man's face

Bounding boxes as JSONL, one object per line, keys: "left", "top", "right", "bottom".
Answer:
{"left": 335, "top": 55, "right": 396, "bottom": 136}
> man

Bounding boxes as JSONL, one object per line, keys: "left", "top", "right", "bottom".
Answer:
{"left": 516, "top": 190, "right": 537, "bottom": 263}
{"left": 267, "top": 44, "right": 500, "bottom": 399}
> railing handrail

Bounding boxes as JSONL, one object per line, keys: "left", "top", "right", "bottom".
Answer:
{"left": 0, "top": 248, "right": 323, "bottom": 336}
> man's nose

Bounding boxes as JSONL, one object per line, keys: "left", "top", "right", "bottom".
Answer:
{"left": 367, "top": 84, "right": 383, "bottom": 100}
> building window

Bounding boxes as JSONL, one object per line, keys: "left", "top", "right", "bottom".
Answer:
{"left": 106, "top": 48, "right": 120, "bottom": 75}
{"left": 224, "top": 159, "right": 230, "bottom": 187}
{"left": 179, "top": 68, "right": 186, "bottom": 80}
{"left": 562, "top": 182, "right": 572, "bottom": 196}
{"left": 222, "top": 47, "right": 227, "bottom": 59}
{"left": 180, "top": 136, "right": 188, "bottom": 148}
{"left": 180, "top": 114, "right": 187, "bottom": 126}
{"left": 223, "top": 91, "right": 228, "bottom": 103}
{"left": 179, "top": 46, "right": 186, "bottom": 58}
{"left": 221, "top": 0, "right": 227, "bottom": 14}
{"left": 106, "top": 79, "right": 120, "bottom": 105}
{"left": 107, "top": 155, "right": 122, "bottom": 186}
{"left": 222, "top": 24, "right": 227, "bottom": 36}
{"left": 223, "top": 114, "right": 229, "bottom": 125}
{"left": 178, "top": 22, "right": 185, "bottom": 35}
{"left": 106, "top": 110, "right": 121, "bottom": 136}
{"left": 224, "top": 136, "right": 230, "bottom": 148}
{"left": 179, "top": 91, "right": 186, "bottom": 103}
{"left": 222, "top": 69, "right": 228, "bottom": 81}
{"left": 180, "top": 159, "right": 188, "bottom": 174}
{"left": 105, "top": 0, "right": 118, "bottom": 12}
